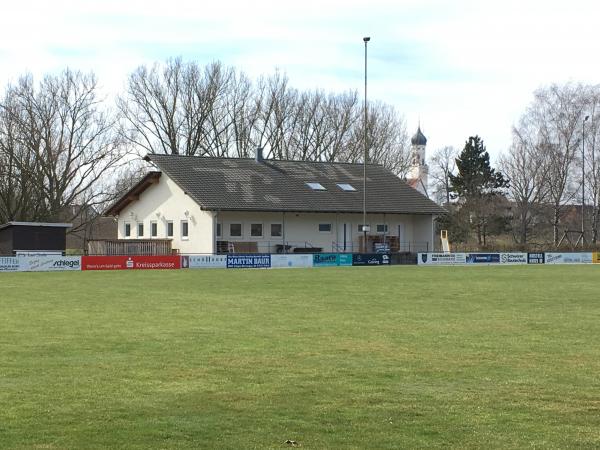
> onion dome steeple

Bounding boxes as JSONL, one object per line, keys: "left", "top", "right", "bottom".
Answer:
{"left": 411, "top": 126, "right": 427, "bottom": 146}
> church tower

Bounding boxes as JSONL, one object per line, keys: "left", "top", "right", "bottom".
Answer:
{"left": 407, "top": 126, "right": 429, "bottom": 196}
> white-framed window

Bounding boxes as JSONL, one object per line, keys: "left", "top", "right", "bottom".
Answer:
{"left": 150, "top": 221, "right": 158, "bottom": 237}
{"left": 358, "top": 224, "right": 371, "bottom": 232}
{"left": 230, "top": 223, "right": 242, "bottom": 238}
{"left": 270, "top": 223, "right": 282, "bottom": 237}
{"left": 376, "top": 224, "right": 388, "bottom": 233}
{"left": 250, "top": 223, "right": 263, "bottom": 237}
{"left": 181, "top": 220, "right": 189, "bottom": 240}
{"left": 124, "top": 222, "right": 131, "bottom": 237}
{"left": 137, "top": 222, "right": 144, "bottom": 237}
{"left": 216, "top": 223, "right": 222, "bottom": 238}
{"left": 166, "top": 221, "right": 174, "bottom": 238}
{"left": 318, "top": 223, "right": 332, "bottom": 233}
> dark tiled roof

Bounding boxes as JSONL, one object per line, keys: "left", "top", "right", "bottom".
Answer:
{"left": 144, "top": 154, "right": 445, "bottom": 215}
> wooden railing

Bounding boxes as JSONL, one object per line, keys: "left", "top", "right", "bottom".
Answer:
{"left": 87, "top": 239, "right": 173, "bottom": 256}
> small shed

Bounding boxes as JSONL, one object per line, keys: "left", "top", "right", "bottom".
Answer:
{"left": 0, "top": 222, "right": 72, "bottom": 256}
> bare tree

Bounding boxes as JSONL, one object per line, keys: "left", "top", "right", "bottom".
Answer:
{"left": 429, "top": 146, "right": 457, "bottom": 206}
{"left": 500, "top": 125, "right": 549, "bottom": 245}
{"left": 0, "top": 70, "right": 127, "bottom": 225}
{"left": 583, "top": 85, "right": 600, "bottom": 243}
{"left": 527, "top": 83, "right": 587, "bottom": 244}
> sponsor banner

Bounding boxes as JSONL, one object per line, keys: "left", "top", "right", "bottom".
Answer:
{"left": 527, "top": 253, "right": 545, "bottom": 264}
{"left": 313, "top": 253, "right": 339, "bottom": 267}
{"left": 418, "top": 253, "right": 467, "bottom": 265}
{"left": 19, "top": 256, "right": 81, "bottom": 272}
{"left": 183, "top": 255, "right": 227, "bottom": 269}
{"left": 271, "top": 254, "right": 313, "bottom": 268}
{"left": 226, "top": 254, "right": 271, "bottom": 269}
{"left": 594, "top": 252, "right": 600, "bottom": 264}
{"left": 0, "top": 257, "right": 20, "bottom": 272}
{"left": 467, "top": 253, "right": 500, "bottom": 264}
{"left": 499, "top": 253, "right": 528, "bottom": 264}
{"left": 352, "top": 253, "right": 391, "bottom": 266}
{"left": 82, "top": 256, "right": 181, "bottom": 271}
{"left": 544, "top": 253, "right": 593, "bottom": 264}
{"left": 339, "top": 254, "right": 353, "bottom": 266}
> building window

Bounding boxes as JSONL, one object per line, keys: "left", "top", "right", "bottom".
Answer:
{"left": 250, "top": 223, "right": 263, "bottom": 237}
{"left": 137, "top": 222, "right": 144, "bottom": 237}
{"left": 318, "top": 223, "right": 332, "bottom": 233}
{"left": 230, "top": 223, "right": 242, "bottom": 237}
{"left": 336, "top": 183, "right": 356, "bottom": 191}
{"left": 306, "top": 182, "right": 326, "bottom": 191}
{"left": 358, "top": 224, "right": 371, "bottom": 232}
{"left": 271, "top": 223, "right": 282, "bottom": 237}
{"left": 377, "top": 224, "right": 388, "bottom": 233}
{"left": 216, "top": 223, "right": 222, "bottom": 238}
{"left": 181, "top": 220, "right": 189, "bottom": 240}
{"left": 167, "top": 221, "right": 173, "bottom": 238}
{"left": 151, "top": 221, "right": 158, "bottom": 237}
{"left": 124, "top": 222, "right": 131, "bottom": 237}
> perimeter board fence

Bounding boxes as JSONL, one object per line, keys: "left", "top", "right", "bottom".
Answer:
{"left": 1, "top": 252, "right": 600, "bottom": 273}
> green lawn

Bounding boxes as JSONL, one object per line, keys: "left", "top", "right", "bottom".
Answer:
{"left": 1, "top": 266, "right": 599, "bottom": 449}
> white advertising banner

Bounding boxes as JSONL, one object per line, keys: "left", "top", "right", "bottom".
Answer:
{"left": 271, "top": 254, "right": 314, "bottom": 268}
{"left": 18, "top": 256, "right": 82, "bottom": 272}
{"left": 0, "top": 257, "right": 20, "bottom": 272}
{"left": 184, "top": 255, "right": 227, "bottom": 269}
{"left": 418, "top": 253, "right": 467, "bottom": 265}
{"left": 499, "top": 253, "right": 528, "bottom": 264}
{"left": 544, "top": 253, "right": 593, "bottom": 264}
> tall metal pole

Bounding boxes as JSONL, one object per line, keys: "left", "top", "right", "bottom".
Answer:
{"left": 363, "top": 36, "right": 370, "bottom": 252}
{"left": 582, "top": 115, "right": 589, "bottom": 246}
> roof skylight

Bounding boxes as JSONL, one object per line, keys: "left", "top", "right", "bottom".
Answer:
{"left": 336, "top": 183, "right": 357, "bottom": 191}
{"left": 306, "top": 182, "right": 326, "bottom": 191}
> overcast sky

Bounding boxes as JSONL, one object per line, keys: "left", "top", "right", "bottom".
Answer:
{"left": 1, "top": 0, "right": 599, "bottom": 160}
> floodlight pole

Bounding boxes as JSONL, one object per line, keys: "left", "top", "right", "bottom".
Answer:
{"left": 582, "top": 115, "right": 589, "bottom": 247}
{"left": 363, "top": 36, "right": 370, "bottom": 252}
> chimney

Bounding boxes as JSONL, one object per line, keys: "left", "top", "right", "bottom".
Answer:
{"left": 255, "top": 147, "right": 263, "bottom": 163}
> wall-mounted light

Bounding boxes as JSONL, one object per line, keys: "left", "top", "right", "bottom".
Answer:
{"left": 184, "top": 210, "right": 190, "bottom": 217}
{"left": 155, "top": 211, "right": 161, "bottom": 218}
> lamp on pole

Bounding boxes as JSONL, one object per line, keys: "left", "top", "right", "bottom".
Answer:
{"left": 362, "top": 36, "right": 370, "bottom": 252}
{"left": 582, "top": 114, "right": 590, "bottom": 246}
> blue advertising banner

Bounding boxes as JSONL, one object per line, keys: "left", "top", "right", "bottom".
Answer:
{"left": 226, "top": 254, "right": 271, "bottom": 268}
{"left": 313, "top": 253, "right": 339, "bottom": 267}
{"left": 339, "top": 254, "right": 353, "bottom": 266}
{"left": 352, "top": 253, "right": 391, "bottom": 266}
{"left": 466, "top": 253, "right": 500, "bottom": 264}
{"left": 527, "top": 253, "right": 545, "bottom": 264}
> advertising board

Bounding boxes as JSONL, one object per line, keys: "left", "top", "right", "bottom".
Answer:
{"left": 466, "top": 253, "right": 500, "bottom": 264}
{"left": 0, "top": 257, "right": 19, "bottom": 272}
{"left": 418, "top": 253, "right": 467, "bottom": 265}
{"left": 593, "top": 252, "right": 600, "bottom": 264}
{"left": 527, "top": 253, "right": 545, "bottom": 264}
{"left": 19, "top": 256, "right": 81, "bottom": 272}
{"left": 352, "top": 253, "right": 390, "bottom": 266}
{"left": 499, "top": 253, "right": 528, "bottom": 264}
{"left": 82, "top": 256, "right": 181, "bottom": 270}
{"left": 313, "top": 253, "right": 338, "bottom": 267}
{"left": 271, "top": 254, "right": 313, "bottom": 268}
{"left": 339, "top": 254, "right": 353, "bottom": 266}
{"left": 226, "top": 254, "right": 271, "bottom": 269}
{"left": 183, "top": 255, "right": 227, "bottom": 269}
{"left": 544, "top": 253, "right": 593, "bottom": 264}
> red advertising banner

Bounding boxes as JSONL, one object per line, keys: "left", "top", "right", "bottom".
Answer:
{"left": 82, "top": 256, "right": 181, "bottom": 271}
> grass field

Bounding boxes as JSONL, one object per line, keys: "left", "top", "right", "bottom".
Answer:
{"left": 1, "top": 266, "right": 600, "bottom": 449}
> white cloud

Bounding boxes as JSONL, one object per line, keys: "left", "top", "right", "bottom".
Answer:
{"left": 1, "top": 0, "right": 599, "bottom": 160}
